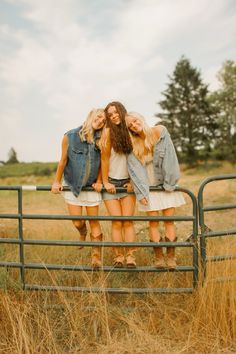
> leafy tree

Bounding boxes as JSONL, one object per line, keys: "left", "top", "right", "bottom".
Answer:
{"left": 7, "top": 147, "right": 19, "bottom": 164}
{"left": 209, "top": 60, "right": 236, "bottom": 163}
{"left": 156, "top": 56, "right": 218, "bottom": 165}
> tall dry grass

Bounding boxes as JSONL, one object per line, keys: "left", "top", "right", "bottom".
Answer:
{"left": 0, "top": 162, "right": 235, "bottom": 353}
{"left": 0, "top": 255, "right": 235, "bottom": 353}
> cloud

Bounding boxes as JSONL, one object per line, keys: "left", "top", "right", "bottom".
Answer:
{"left": 0, "top": 0, "right": 236, "bottom": 161}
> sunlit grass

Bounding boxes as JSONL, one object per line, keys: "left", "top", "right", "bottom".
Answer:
{"left": 0, "top": 162, "right": 235, "bottom": 353}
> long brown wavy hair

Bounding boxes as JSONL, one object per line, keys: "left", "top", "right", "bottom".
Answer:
{"left": 103, "top": 101, "right": 133, "bottom": 154}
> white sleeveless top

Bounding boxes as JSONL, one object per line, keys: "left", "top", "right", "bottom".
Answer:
{"left": 109, "top": 148, "right": 129, "bottom": 179}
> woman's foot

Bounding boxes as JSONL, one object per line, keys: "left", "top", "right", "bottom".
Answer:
{"left": 113, "top": 255, "right": 125, "bottom": 268}
{"left": 154, "top": 257, "right": 166, "bottom": 268}
{"left": 126, "top": 254, "right": 136, "bottom": 268}
{"left": 91, "top": 253, "right": 102, "bottom": 268}
{"left": 166, "top": 256, "right": 177, "bottom": 269}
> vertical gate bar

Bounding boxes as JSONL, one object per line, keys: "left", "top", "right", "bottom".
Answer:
{"left": 18, "top": 187, "right": 25, "bottom": 289}
{"left": 187, "top": 189, "right": 199, "bottom": 288}
{"left": 198, "top": 181, "right": 208, "bottom": 280}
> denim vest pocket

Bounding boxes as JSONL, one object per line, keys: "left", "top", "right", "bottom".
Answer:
{"left": 71, "top": 147, "right": 88, "bottom": 161}
{"left": 72, "top": 148, "right": 83, "bottom": 153}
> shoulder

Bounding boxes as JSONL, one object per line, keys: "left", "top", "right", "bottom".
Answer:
{"left": 100, "top": 127, "right": 111, "bottom": 153}
{"left": 61, "top": 134, "right": 69, "bottom": 151}
{"left": 65, "top": 126, "right": 81, "bottom": 136}
{"left": 101, "top": 126, "right": 110, "bottom": 139}
{"left": 151, "top": 125, "right": 165, "bottom": 142}
{"left": 101, "top": 127, "right": 111, "bottom": 144}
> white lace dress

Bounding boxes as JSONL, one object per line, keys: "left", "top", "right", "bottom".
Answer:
{"left": 138, "top": 155, "right": 186, "bottom": 212}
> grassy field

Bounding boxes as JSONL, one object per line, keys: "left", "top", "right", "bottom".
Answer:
{"left": 0, "top": 162, "right": 235, "bottom": 353}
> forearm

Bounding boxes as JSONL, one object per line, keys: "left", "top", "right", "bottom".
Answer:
{"left": 53, "top": 160, "right": 67, "bottom": 183}
{"left": 101, "top": 156, "right": 110, "bottom": 184}
{"left": 96, "top": 168, "right": 102, "bottom": 183}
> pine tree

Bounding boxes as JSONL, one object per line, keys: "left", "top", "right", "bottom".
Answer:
{"left": 209, "top": 60, "right": 236, "bottom": 163}
{"left": 7, "top": 147, "right": 19, "bottom": 164}
{"left": 156, "top": 56, "right": 218, "bottom": 165}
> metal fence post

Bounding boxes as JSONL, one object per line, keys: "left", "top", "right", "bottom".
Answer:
{"left": 18, "top": 187, "right": 25, "bottom": 289}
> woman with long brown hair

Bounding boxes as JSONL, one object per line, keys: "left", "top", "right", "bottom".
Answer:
{"left": 100, "top": 101, "right": 137, "bottom": 268}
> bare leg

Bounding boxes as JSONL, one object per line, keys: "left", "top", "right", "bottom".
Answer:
{"left": 67, "top": 203, "right": 83, "bottom": 229}
{"left": 163, "top": 207, "right": 176, "bottom": 241}
{"left": 86, "top": 205, "right": 102, "bottom": 238}
{"left": 163, "top": 207, "right": 177, "bottom": 268}
{"left": 147, "top": 210, "right": 165, "bottom": 268}
{"left": 120, "top": 195, "right": 136, "bottom": 242}
{"left": 120, "top": 195, "right": 137, "bottom": 267}
{"left": 104, "top": 199, "right": 124, "bottom": 266}
{"left": 67, "top": 204, "right": 87, "bottom": 249}
{"left": 86, "top": 205, "right": 103, "bottom": 268}
{"left": 147, "top": 210, "right": 161, "bottom": 242}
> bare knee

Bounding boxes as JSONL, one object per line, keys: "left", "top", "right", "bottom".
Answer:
{"left": 123, "top": 220, "right": 133, "bottom": 229}
{"left": 112, "top": 220, "right": 122, "bottom": 230}
{"left": 164, "top": 220, "right": 174, "bottom": 228}
{"left": 89, "top": 220, "right": 102, "bottom": 236}
{"left": 150, "top": 221, "right": 159, "bottom": 228}
{"left": 72, "top": 220, "right": 84, "bottom": 230}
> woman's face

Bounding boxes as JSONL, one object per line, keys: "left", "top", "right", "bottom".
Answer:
{"left": 92, "top": 112, "right": 106, "bottom": 130}
{"left": 126, "top": 115, "right": 143, "bottom": 134}
{"left": 107, "top": 105, "right": 121, "bottom": 125}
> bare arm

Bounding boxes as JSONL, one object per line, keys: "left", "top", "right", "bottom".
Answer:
{"left": 51, "top": 135, "right": 68, "bottom": 193}
{"left": 92, "top": 167, "right": 103, "bottom": 192}
{"left": 101, "top": 128, "right": 116, "bottom": 193}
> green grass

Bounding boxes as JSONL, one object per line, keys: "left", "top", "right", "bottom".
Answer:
{"left": 0, "top": 162, "right": 57, "bottom": 178}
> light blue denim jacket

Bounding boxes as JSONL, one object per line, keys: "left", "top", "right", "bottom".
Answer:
{"left": 127, "top": 127, "right": 180, "bottom": 200}
{"left": 127, "top": 152, "right": 149, "bottom": 201}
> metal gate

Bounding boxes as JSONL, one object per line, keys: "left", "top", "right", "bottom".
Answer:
{"left": 0, "top": 185, "right": 198, "bottom": 294}
{"left": 198, "top": 174, "right": 236, "bottom": 279}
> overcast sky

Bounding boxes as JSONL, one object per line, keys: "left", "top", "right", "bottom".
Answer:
{"left": 1, "top": 0, "right": 236, "bottom": 162}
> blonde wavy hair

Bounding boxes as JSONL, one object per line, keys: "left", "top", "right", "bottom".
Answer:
{"left": 79, "top": 108, "right": 105, "bottom": 143}
{"left": 126, "top": 112, "right": 156, "bottom": 164}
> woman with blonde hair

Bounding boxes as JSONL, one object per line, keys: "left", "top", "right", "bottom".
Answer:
{"left": 51, "top": 108, "right": 106, "bottom": 268}
{"left": 126, "top": 112, "right": 185, "bottom": 269}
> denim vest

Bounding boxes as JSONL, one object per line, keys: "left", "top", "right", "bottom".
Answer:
{"left": 64, "top": 127, "right": 101, "bottom": 197}
{"left": 127, "top": 127, "right": 180, "bottom": 200}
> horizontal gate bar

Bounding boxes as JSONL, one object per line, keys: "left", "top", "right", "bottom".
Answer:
{"left": 0, "top": 213, "right": 195, "bottom": 221}
{"left": 24, "top": 284, "right": 194, "bottom": 294}
{"left": 0, "top": 238, "right": 194, "bottom": 247}
{"left": 0, "top": 261, "right": 194, "bottom": 272}
{"left": 206, "top": 254, "right": 236, "bottom": 262}
{"left": 201, "top": 229, "right": 236, "bottom": 238}
{"left": 203, "top": 204, "right": 236, "bottom": 211}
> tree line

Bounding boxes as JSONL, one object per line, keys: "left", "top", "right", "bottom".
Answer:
{"left": 3, "top": 58, "right": 235, "bottom": 167}
{"left": 156, "top": 57, "right": 236, "bottom": 166}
